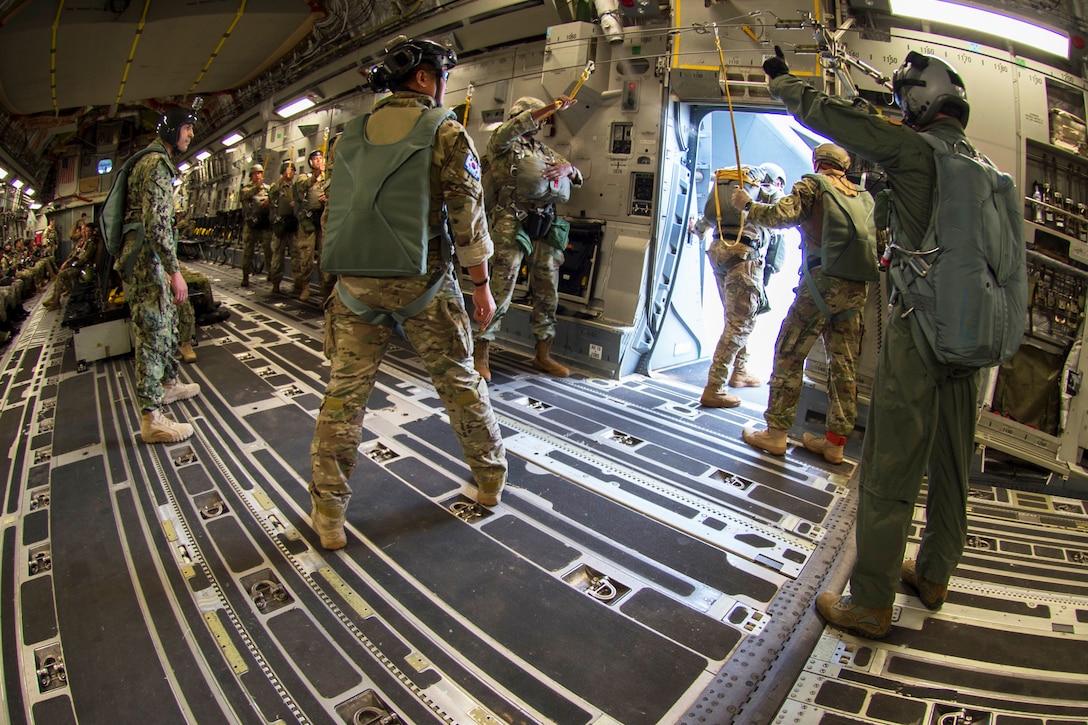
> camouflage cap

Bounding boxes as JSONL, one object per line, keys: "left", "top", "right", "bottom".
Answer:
{"left": 509, "top": 97, "right": 547, "bottom": 118}
{"left": 812, "top": 143, "right": 850, "bottom": 171}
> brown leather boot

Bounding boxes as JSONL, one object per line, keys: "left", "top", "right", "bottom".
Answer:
{"left": 270, "top": 281, "right": 280, "bottom": 295}
{"left": 700, "top": 385, "right": 741, "bottom": 408}
{"left": 179, "top": 340, "right": 197, "bottom": 363}
{"left": 802, "top": 432, "right": 845, "bottom": 464}
{"left": 240, "top": 273, "right": 249, "bottom": 288}
{"left": 532, "top": 338, "right": 569, "bottom": 377}
{"left": 729, "top": 362, "right": 762, "bottom": 388}
{"left": 299, "top": 286, "right": 310, "bottom": 302}
{"left": 816, "top": 592, "right": 892, "bottom": 639}
{"left": 742, "top": 426, "right": 788, "bottom": 455}
{"left": 474, "top": 339, "right": 491, "bottom": 382}
{"left": 901, "top": 559, "right": 948, "bottom": 610}
{"left": 310, "top": 495, "right": 347, "bottom": 550}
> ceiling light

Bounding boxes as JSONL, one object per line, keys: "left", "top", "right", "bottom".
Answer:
{"left": 222, "top": 132, "right": 244, "bottom": 147}
{"left": 11, "top": 178, "right": 23, "bottom": 189}
{"left": 178, "top": 162, "right": 191, "bottom": 172}
{"left": 0, "top": 166, "right": 7, "bottom": 179}
{"left": 195, "top": 150, "right": 212, "bottom": 161}
{"left": 889, "top": 0, "right": 1068, "bottom": 58}
{"left": 30, "top": 202, "right": 42, "bottom": 210}
{"left": 275, "top": 96, "right": 316, "bottom": 118}
{"left": 25, "top": 188, "right": 35, "bottom": 196}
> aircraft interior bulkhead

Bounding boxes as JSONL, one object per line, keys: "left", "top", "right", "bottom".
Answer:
{"left": 0, "top": 1, "right": 1087, "bottom": 723}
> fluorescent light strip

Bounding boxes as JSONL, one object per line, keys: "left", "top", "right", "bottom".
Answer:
{"left": 889, "top": 0, "right": 1068, "bottom": 57}
{"left": 0, "top": 166, "right": 7, "bottom": 180}
{"left": 177, "top": 162, "right": 192, "bottom": 172}
{"left": 275, "top": 97, "right": 315, "bottom": 118}
{"left": 222, "top": 132, "right": 244, "bottom": 146}
{"left": 11, "top": 178, "right": 23, "bottom": 189}
{"left": 195, "top": 150, "right": 212, "bottom": 161}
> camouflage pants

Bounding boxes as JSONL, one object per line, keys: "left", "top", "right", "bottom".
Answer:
{"left": 241, "top": 225, "right": 272, "bottom": 277}
{"left": 310, "top": 267, "right": 508, "bottom": 507}
{"left": 293, "top": 224, "right": 321, "bottom": 292}
{"left": 477, "top": 214, "right": 564, "bottom": 342}
{"left": 706, "top": 247, "right": 763, "bottom": 389}
{"left": 43, "top": 266, "right": 82, "bottom": 305}
{"left": 850, "top": 308, "right": 979, "bottom": 609}
{"left": 269, "top": 226, "right": 296, "bottom": 286}
{"left": 125, "top": 274, "right": 180, "bottom": 412}
{"left": 764, "top": 267, "right": 868, "bottom": 436}
{"left": 178, "top": 268, "right": 215, "bottom": 343}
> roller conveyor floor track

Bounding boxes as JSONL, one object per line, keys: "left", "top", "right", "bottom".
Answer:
{"left": 0, "top": 260, "right": 1084, "bottom": 725}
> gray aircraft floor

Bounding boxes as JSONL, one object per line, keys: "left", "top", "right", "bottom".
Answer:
{"left": 1, "top": 259, "right": 1086, "bottom": 725}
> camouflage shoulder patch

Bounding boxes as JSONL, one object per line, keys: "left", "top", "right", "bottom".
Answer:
{"left": 464, "top": 152, "right": 481, "bottom": 181}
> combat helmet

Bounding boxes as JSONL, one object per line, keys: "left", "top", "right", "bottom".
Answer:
{"left": 758, "top": 162, "right": 786, "bottom": 186}
{"left": 510, "top": 97, "right": 547, "bottom": 118}
{"left": 892, "top": 51, "right": 970, "bottom": 128}
{"left": 249, "top": 164, "right": 264, "bottom": 175}
{"left": 157, "top": 107, "right": 198, "bottom": 146}
{"left": 366, "top": 35, "right": 457, "bottom": 92}
{"left": 812, "top": 143, "right": 851, "bottom": 171}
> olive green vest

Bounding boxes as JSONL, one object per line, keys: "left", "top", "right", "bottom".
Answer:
{"left": 321, "top": 106, "right": 453, "bottom": 276}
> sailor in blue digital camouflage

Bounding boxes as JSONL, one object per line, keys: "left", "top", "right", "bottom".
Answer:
{"left": 733, "top": 143, "right": 872, "bottom": 466}
{"left": 117, "top": 106, "right": 202, "bottom": 444}
{"left": 267, "top": 159, "right": 297, "bottom": 294}
{"left": 692, "top": 165, "right": 782, "bottom": 408}
{"left": 239, "top": 164, "right": 271, "bottom": 287}
{"left": 472, "top": 94, "right": 582, "bottom": 381}
{"left": 292, "top": 149, "right": 325, "bottom": 302}
{"left": 309, "top": 36, "right": 507, "bottom": 550}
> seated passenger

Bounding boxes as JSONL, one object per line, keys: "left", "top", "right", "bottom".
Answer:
{"left": 42, "top": 223, "right": 98, "bottom": 311}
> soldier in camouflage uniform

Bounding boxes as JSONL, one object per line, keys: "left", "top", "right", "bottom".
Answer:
{"left": 239, "top": 164, "right": 271, "bottom": 287}
{"left": 734, "top": 144, "right": 872, "bottom": 465}
{"left": 41, "top": 222, "right": 97, "bottom": 310}
{"left": 267, "top": 160, "right": 297, "bottom": 294}
{"left": 692, "top": 168, "right": 781, "bottom": 408}
{"left": 176, "top": 266, "right": 219, "bottom": 363}
{"left": 42, "top": 217, "right": 60, "bottom": 276}
{"left": 292, "top": 149, "right": 325, "bottom": 302}
{"left": 472, "top": 94, "right": 581, "bottom": 381}
{"left": 117, "top": 107, "right": 202, "bottom": 444}
{"left": 309, "top": 35, "right": 507, "bottom": 550}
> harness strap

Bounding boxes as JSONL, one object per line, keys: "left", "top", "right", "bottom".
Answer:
{"left": 802, "top": 256, "right": 860, "bottom": 321}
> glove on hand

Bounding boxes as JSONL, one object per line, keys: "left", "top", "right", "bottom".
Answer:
{"left": 763, "top": 46, "right": 789, "bottom": 80}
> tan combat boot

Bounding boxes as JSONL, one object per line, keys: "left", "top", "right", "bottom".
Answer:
{"left": 41, "top": 295, "right": 59, "bottom": 311}
{"left": 700, "top": 385, "right": 741, "bottom": 408}
{"left": 901, "top": 559, "right": 948, "bottom": 610}
{"left": 179, "top": 340, "right": 197, "bottom": 363}
{"left": 742, "top": 426, "right": 788, "bottom": 455}
{"left": 802, "top": 432, "right": 845, "bottom": 465}
{"left": 310, "top": 494, "right": 347, "bottom": 550}
{"left": 729, "top": 362, "right": 762, "bottom": 388}
{"left": 299, "top": 286, "right": 310, "bottom": 302}
{"left": 474, "top": 340, "right": 491, "bottom": 382}
{"left": 532, "top": 338, "right": 570, "bottom": 377}
{"left": 162, "top": 379, "right": 201, "bottom": 404}
{"left": 240, "top": 273, "right": 250, "bottom": 288}
{"left": 815, "top": 592, "right": 892, "bottom": 639}
{"left": 270, "top": 281, "right": 280, "bottom": 295}
{"left": 476, "top": 480, "right": 505, "bottom": 507}
{"left": 141, "top": 409, "right": 194, "bottom": 444}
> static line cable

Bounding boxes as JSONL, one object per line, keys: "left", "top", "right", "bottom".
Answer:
{"left": 537, "top": 60, "right": 595, "bottom": 123}
{"left": 713, "top": 23, "right": 749, "bottom": 249}
{"left": 464, "top": 82, "right": 474, "bottom": 125}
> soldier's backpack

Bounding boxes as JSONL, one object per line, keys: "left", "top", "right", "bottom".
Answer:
{"left": 101, "top": 145, "right": 172, "bottom": 277}
{"left": 804, "top": 173, "right": 879, "bottom": 281}
{"left": 887, "top": 129, "right": 1027, "bottom": 369}
{"left": 322, "top": 106, "right": 454, "bottom": 331}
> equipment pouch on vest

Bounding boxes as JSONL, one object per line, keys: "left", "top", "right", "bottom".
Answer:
{"left": 545, "top": 216, "right": 570, "bottom": 251}
{"left": 522, "top": 206, "right": 555, "bottom": 240}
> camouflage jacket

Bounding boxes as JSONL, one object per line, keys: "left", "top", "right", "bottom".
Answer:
{"left": 746, "top": 170, "right": 858, "bottom": 250}
{"left": 483, "top": 109, "right": 582, "bottom": 219}
{"left": 240, "top": 181, "right": 270, "bottom": 227}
